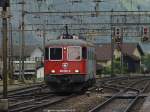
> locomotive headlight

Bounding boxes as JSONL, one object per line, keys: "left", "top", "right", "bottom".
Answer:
{"left": 62, "top": 63, "right": 68, "bottom": 68}
{"left": 63, "top": 64, "right": 67, "bottom": 67}
{"left": 51, "top": 70, "right": 55, "bottom": 73}
{"left": 75, "top": 69, "right": 80, "bottom": 73}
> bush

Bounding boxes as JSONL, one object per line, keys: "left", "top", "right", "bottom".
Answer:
{"left": 100, "top": 58, "right": 128, "bottom": 75}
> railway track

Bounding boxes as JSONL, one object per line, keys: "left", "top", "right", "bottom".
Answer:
{"left": 6, "top": 83, "right": 76, "bottom": 112}
{"left": 6, "top": 76, "right": 150, "bottom": 112}
{"left": 0, "top": 83, "right": 47, "bottom": 98}
{"left": 95, "top": 76, "right": 142, "bottom": 95}
{"left": 89, "top": 78, "right": 150, "bottom": 112}
{"left": 9, "top": 94, "right": 76, "bottom": 112}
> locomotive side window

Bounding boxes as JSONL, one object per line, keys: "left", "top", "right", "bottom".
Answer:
{"left": 50, "top": 48, "right": 62, "bottom": 60}
{"left": 68, "top": 46, "right": 81, "bottom": 60}
{"left": 82, "top": 47, "right": 87, "bottom": 59}
{"left": 45, "top": 48, "right": 49, "bottom": 60}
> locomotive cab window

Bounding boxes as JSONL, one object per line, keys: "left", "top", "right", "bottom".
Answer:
{"left": 50, "top": 48, "right": 62, "bottom": 60}
{"left": 45, "top": 48, "right": 49, "bottom": 60}
{"left": 68, "top": 46, "right": 81, "bottom": 61}
{"left": 82, "top": 47, "right": 87, "bottom": 59}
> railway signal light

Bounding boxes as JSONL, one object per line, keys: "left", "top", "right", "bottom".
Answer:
{"left": 116, "top": 28, "right": 120, "bottom": 36}
{"left": 143, "top": 27, "right": 148, "bottom": 35}
{"left": 115, "top": 28, "right": 121, "bottom": 37}
{"left": 114, "top": 28, "right": 122, "bottom": 43}
{"left": 141, "top": 27, "right": 149, "bottom": 42}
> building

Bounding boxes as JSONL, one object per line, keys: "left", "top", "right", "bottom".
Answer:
{"left": 96, "top": 43, "right": 144, "bottom": 73}
{"left": 0, "top": 46, "right": 43, "bottom": 60}
{"left": 30, "top": 47, "right": 43, "bottom": 59}
{"left": 0, "top": 46, "right": 43, "bottom": 79}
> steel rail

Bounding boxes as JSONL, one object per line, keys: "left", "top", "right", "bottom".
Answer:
{"left": 101, "top": 85, "right": 120, "bottom": 92}
{"left": 9, "top": 94, "right": 56, "bottom": 112}
{"left": 105, "top": 83, "right": 141, "bottom": 93}
{"left": 8, "top": 91, "right": 53, "bottom": 99}
{"left": 0, "top": 83, "right": 46, "bottom": 97}
{"left": 123, "top": 81, "right": 150, "bottom": 112}
{"left": 89, "top": 78, "right": 150, "bottom": 112}
{"left": 9, "top": 94, "right": 76, "bottom": 112}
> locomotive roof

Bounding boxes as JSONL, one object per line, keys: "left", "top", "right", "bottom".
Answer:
{"left": 45, "top": 39, "right": 94, "bottom": 47}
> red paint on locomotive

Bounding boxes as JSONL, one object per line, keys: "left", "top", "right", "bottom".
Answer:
{"left": 44, "top": 46, "right": 87, "bottom": 75}
{"left": 44, "top": 61, "right": 86, "bottom": 75}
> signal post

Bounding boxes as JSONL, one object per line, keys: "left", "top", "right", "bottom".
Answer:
{"left": 0, "top": 0, "right": 9, "bottom": 111}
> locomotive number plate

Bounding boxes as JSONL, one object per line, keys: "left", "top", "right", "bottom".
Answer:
{"left": 60, "top": 70, "right": 71, "bottom": 73}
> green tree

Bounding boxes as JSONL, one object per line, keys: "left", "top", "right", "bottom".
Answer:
{"left": 142, "top": 54, "right": 150, "bottom": 72}
{"left": 100, "top": 58, "right": 128, "bottom": 75}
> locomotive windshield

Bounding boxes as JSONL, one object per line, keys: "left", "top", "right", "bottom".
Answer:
{"left": 68, "top": 46, "right": 81, "bottom": 60}
{"left": 50, "top": 48, "right": 62, "bottom": 60}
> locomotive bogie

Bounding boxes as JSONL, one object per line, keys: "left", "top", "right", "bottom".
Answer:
{"left": 45, "top": 74, "right": 95, "bottom": 92}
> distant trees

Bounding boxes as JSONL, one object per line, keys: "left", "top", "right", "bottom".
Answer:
{"left": 100, "top": 58, "right": 128, "bottom": 75}
{"left": 141, "top": 54, "right": 150, "bottom": 73}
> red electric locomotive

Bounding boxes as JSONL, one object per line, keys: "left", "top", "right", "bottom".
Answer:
{"left": 44, "top": 34, "right": 96, "bottom": 92}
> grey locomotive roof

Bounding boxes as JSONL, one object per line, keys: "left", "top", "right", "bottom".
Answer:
{"left": 45, "top": 39, "right": 93, "bottom": 47}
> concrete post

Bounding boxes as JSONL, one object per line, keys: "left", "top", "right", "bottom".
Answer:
{"left": 0, "top": 99, "right": 8, "bottom": 112}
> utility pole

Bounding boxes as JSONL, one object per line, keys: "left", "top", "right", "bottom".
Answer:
{"left": 20, "top": 0, "right": 25, "bottom": 82}
{"left": 120, "top": 15, "right": 126, "bottom": 74}
{"left": 2, "top": 0, "right": 9, "bottom": 99}
{"left": 10, "top": 22, "right": 13, "bottom": 83}
{"left": 8, "top": 22, "right": 13, "bottom": 83}
{"left": 137, "top": 5, "right": 141, "bottom": 37}
{"left": 120, "top": 27, "right": 123, "bottom": 74}
{"left": 137, "top": 5, "right": 142, "bottom": 73}
{"left": 130, "top": 0, "right": 133, "bottom": 10}
{"left": 110, "top": 9, "right": 114, "bottom": 77}
{"left": 19, "top": 22, "right": 22, "bottom": 81}
{"left": 65, "top": 24, "right": 69, "bottom": 35}
{"left": 94, "top": 2, "right": 99, "bottom": 17}
{"left": 0, "top": 0, "right": 9, "bottom": 111}
{"left": 43, "top": 21, "right": 46, "bottom": 59}
{"left": 8, "top": 2, "right": 13, "bottom": 83}
{"left": 7, "top": 1, "right": 13, "bottom": 83}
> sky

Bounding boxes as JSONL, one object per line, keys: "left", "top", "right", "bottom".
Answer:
{"left": 0, "top": 0, "right": 150, "bottom": 53}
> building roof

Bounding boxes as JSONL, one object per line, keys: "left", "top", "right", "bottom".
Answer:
{"left": 96, "top": 44, "right": 112, "bottom": 61}
{"left": 96, "top": 43, "right": 144, "bottom": 61}
{"left": 120, "top": 43, "right": 144, "bottom": 56}
{"left": 0, "top": 45, "right": 39, "bottom": 57}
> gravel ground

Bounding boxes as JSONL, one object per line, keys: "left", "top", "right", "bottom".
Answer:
{"left": 129, "top": 98, "right": 145, "bottom": 112}
{"left": 98, "top": 99, "right": 132, "bottom": 112}
{"left": 0, "top": 80, "right": 43, "bottom": 94}
{"left": 36, "top": 78, "right": 142, "bottom": 112}
{"left": 128, "top": 80, "right": 150, "bottom": 112}
{"left": 12, "top": 77, "right": 150, "bottom": 112}
{"left": 37, "top": 92, "right": 106, "bottom": 112}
